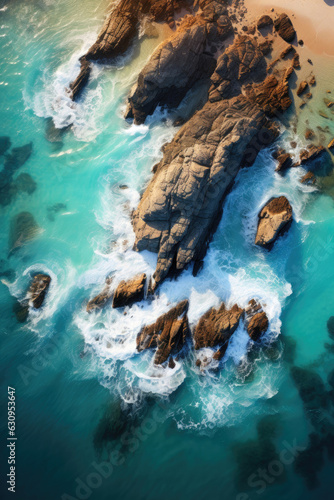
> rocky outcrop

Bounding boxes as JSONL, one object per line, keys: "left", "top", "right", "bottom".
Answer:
{"left": 133, "top": 36, "right": 293, "bottom": 286}
{"left": 300, "top": 171, "right": 316, "bottom": 185}
{"left": 245, "top": 299, "right": 269, "bottom": 341}
{"left": 255, "top": 196, "right": 293, "bottom": 249}
{"left": 125, "top": 15, "right": 227, "bottom": 124}
{"left": 273, "top": 149, "right": 293, "bottom": 172}
{"left": 297, "top": 81, "right": 308, "bottom": 96}
{"left": 112, "top": 273, "right": 146, "bottom": 308}
{"left": 257, "top": 15, "right": 273, "bottom": 30}
{"left": 296, "top": 145, "right": 329, "bottom": 167}
{"left": 69, "top": 0, "right": 193, "bottom": 99}
{"left": 193, "top": 303, "right": 244, "bottom": 359}
{"left": 87, "top": 277, "right": 114, "bottom": 312}
{"left": 136, "top": 299, "right": 190, "bottom": 364}
{"left": 28, "top": 274, "right": 51, "bottom": 309}
{"left": 274, "top": 13, "right": 296, "bottom": 43}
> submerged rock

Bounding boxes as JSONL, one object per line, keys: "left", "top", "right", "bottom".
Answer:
{"left": 290, "top": 366, "right": 329, "bottom": 413}
{"left": 9, "top": 212, "right": 39, "bottom": 254}
{"left": 300, "top": 171, "right": 316, "bottom": 185}
{"left": 27, "top": 274, "right": 51, "bottom": 309}
{"left": 193, "top": 303, "right": 244, "bottom": 358}
{"left": 255, "top": 196, "right": 293, "bottom": 249}
{"left": 87, "top": 277, "right": 114, "bottom": 312}
{"left": 274, "top": 13, "right": 296, "bottom": 42}
{"left": 137, "top": 299, "right": 190, "bottom": 365}
{"left": 327, "top": 316, "right": 334, "bottom": 340}
{"left": 0, "top": 136, "right": 11, "bottom": 155}
{"left": 294, "top": 433, "right": 324, "bottom": 490}
{"left": 4, "top": 142, "right": 33, "bottom": 173}
{"left": 14, "top": 173, "right": 37, "bottom": 194}
{"left": 112, "top": 273, "right": 146, "bottom": 308}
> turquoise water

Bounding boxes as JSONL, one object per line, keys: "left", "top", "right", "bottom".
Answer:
{"left": 1, "top": 1, "right": 334, "bottom": 499}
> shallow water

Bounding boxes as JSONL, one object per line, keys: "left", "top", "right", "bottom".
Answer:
{"left": 1, "top": 1, "right": 334, "bottom": 499}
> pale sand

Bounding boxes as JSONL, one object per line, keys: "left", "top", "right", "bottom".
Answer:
{"left": 245, "top": 0, "right": 334, "bottom": 56}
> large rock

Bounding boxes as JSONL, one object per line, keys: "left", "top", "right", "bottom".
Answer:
{"left": 247, "top": 312, "right": 269, "bottom": 341}
{"left": 296, "top": 145, "right": 330, "bottom": 167}
{"left": 125, "top": 16, "right": 216, "bottom": 124}
{"left": 273, "top": 148, "right": 293, "bottom": 172}
{"left": 193, "top": 303, "right": 244, "bottom": 354}
{"left": 27, "top": 274, "right": 51, "bottom": 308}
{"left": 87, "top": 277, "right": 114, "bottom": 312}
{"left": 133, "top": 36, "right": 293, "bottom": 287}
{"left": 137, "top": 299, "right": 190, "bottom": 364}
{"left": 112, "top": 273, "right": 146, "bottom": 308}
{"left": 255, "top": 196, "right": 293, "bottom": 249}
{"left": 274, "top": 13, "right": 296, "bottom": 43}
{"left": 68, "top": 0, "right": 193, "bottom": 99}
{"left": 257, "top": 15, "right": 273, "bottom": 30}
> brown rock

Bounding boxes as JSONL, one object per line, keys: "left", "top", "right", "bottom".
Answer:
{"left": 112, "top": 273, "right": 146, "bottom": 308}
{"left": 273, "top": 149, "right": 293, "bottom": 172}
{"left": 247, "top": 311, "right": 269, "bottom": 341}
{"left": 297, "top": 81, "right": 308, "bottom": 96}
{"left": 292, "top": 53, "right": 300, "bottom": 69}
{"left": 324, "top": 98, "right": 334, "bottom": 108}
{"left": 133, "top": 36, "right": 293, "bottom": 287}
{"left": 319, "top": 110, "right": 329, "bottom": 119}
{"left": 309, "top": 75, "right": 316, "bottom": 86}
{"left": 296, "top": 145, "right": 329, "bottom": 166}
{"left": 305, "top": 128, "right": 314, "bottom": 140}
{"left": 87, "top": 277, "right": 114, "bottom": 313}
{"left": 28, "top": 274, "right": 51, "bottom": 309}
{"left": 274, "top": 13, "right": 296, "bottom": 43}
{"left": 300, "top": 171, "right": 316, "bottom": 185}
{"left": 193, "top": 303, "right": 244, "bottom": 350}
{"left": 136, "top": 300, "right": 190, "bottom": 365}
{"left": 259, "top": 40, "right": 273, "bottom": 56}
{"left": 257, "top": 15, "right": 273, "bottom": 30}
{"left": 69, "top": 58, "right": 91, "bottom": 101}
{"left": 280, "top": 45, "right": 295, "bottom": 59}
{"left": 306, "top": 92, "right": 312, "bottom": 100}
{"left": 328, "top": 139, "right": 334, "bottom": 151}
{"left": 255, "top": 196, "right": 293, "bottom": 249}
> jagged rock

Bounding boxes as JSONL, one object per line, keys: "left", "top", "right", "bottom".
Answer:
{"left": 255, "top": 196, "right": 293, "bottom": 249}
{"left": 292, "top": 53, "right": 300, "bottom": 69}
{"left": 112, "top": 273, "right": 146, "bottom": 308}
{"left": 4, "top": 142, "right": 33, "bottom": 174}
{"left": 133, "top": 36, "right": 293, "bottom": 286}
{"left": 280, "top": 45, "right": 295, "bottom": 59}
{"left": 300, "top": 171, "right": 316, "bottom": 185}
{"left": 309, "top": 75, "right": 316, "bottom": 86}
{"left": 257, "top": 15, "right": 273, "bottom": 30}
{"left": 68, "top": 0, "right": 192, "bottom": 98}
{"left": 0, "top": 136, "right": 11, "bottom": 155}
{"left": 87, "top": 277, "right": 114, "bottom": 312}
{"left": 324, "top": 97, "right": 334, "bottom": 108}
{"left": 296, "top": 145, "right": 329, "bottom": 167}
{"left": 297, "top": 81, "right": 308, "bottom": 96}
{"left": 125, "top": 16, "right": 220, "bottom": 124}
{"left": 28, "top": 274, "right": 51, "bottom": 308}
{"left": 9, "top": 212, "right": 39, "bottom": 254}
{"left": 247, "top": 312, "right": 269, "bottom": 341}
{"left": 328, "top": 139, "right": 334, "bottom": 152}
{"left": 259, "top": 40, "right": 273, "bottom": 56}
{"left": 69, "top": 58, "right": 92, "bottom": 101}
{"left": 193, "top": 303, "right": 244, "bottom": 351}
{"left": 306, "top": 92, "right": 312, "bottom": 100}
{"left": 136, "top": 300, "right": 190, "bottom": 364}
{"left": 273, "top": 148, "right": 293, "bottom": 172}
{"left": 274, "top": 13, "right": 296, "bottom": 43}
{"left": 209, "top": 35, "right": 267, "bottom": 102}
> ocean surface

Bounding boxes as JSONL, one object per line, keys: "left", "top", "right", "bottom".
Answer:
{"left": 1, "top": 1, "right": 334, "bottom": 499}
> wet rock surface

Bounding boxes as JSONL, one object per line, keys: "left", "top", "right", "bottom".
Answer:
{"left": 137, "top": 299, "right": 190, "bottom": 364}
{"left": 112, "top": 273, "right": 146, "bottom": 308}
{"left": 87, "top": 277, "right": 114, "bottom": 312}
{"left": 255, "top": 196, "right": 293, "bottom": 249}
{"left": 28, "top": 274, "right": 51, "bottom": 309}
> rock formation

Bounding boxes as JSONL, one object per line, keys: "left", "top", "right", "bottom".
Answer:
{"left": 296, "top": 145, "right": 329, "bottom": 167}
{"left": 136, "top": 299, "right": 190, "bottom": 364}
{"left": 69, "top": 0, "right": 193, "bottom": 100}
{"left": 255, "top": 196, "right": 293, "bottom": 249}
{"left": 274, "top": 13, "right": 296, "bottom": 43}
{"left": 245, "top": 299, "right": 269, "bottom": 341}
{"left": 193, "top": 303, "right": 244, "bottom": 359}
{"left": 112, "top": 273, "right": 146, "bottom": 308}
{"left": 273, "top": 149, "right": 293, "bottom": 172}
{"left": 87, "top": 277, "right": 114, "bottom": 312}
{"left": 257, "top": 15, "right": 273, "bottom": 30}
{"left": 300, "top": 171, "right": 316, "bottom": 185}
{"left": 28, "top": 274, "right": 51, "bottom": 309}
{"left": 124, "top": 12, "right": 233, "bottom": 124}
{"left": 133, "top": 35, "right": 293, "bottom": 287}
